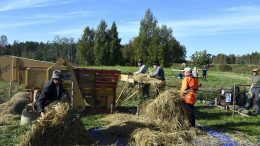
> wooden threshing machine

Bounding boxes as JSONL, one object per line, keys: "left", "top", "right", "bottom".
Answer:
{"left": 0, "top": 56, "right": 121, "bottom": 113}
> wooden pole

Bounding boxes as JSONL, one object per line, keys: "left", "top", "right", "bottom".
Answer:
{"left": 136, "top": 83, "right": 142, "bottom": 117}
{"left": 110, "top": 104, "right": 113, "bottom": 114}
{"left": 8, "top": 81, "right": 12, "bottom": 98}
{"left": 232, "top": 83, "right": 236, "bottom": 118}
{"left": 9, "top": 57, "right": 16, "bottom": 98}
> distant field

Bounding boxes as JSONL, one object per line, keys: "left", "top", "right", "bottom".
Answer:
{"left": 0, "top": 64, "right": 258, "bottom": 145}
{"left": 84, "top": 65, "right": 252, "bottom": 89}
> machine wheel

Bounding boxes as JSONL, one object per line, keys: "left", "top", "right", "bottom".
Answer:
{"left": 11, "top": 98, "right": 30, "bottom": 115}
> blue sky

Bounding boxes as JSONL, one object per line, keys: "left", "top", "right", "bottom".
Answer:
{"left": 1, "top": 0, "right": 260, "bottom": 58}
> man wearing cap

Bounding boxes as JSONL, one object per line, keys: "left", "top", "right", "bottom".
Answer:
{"left": 133, "top": 60, "right": 148, "bottom": 75}
{"left": 150, "top": 60, "right": 166, "bottom": 94}
{"left": 134, "top": 59, "right": 149, "bottom": 98}
{"left": 246, "top": 68, "right": 260, "bottom": 115}
{"left": 180, "top": 67, "right": 199, "bottom": 127}
{"left": 37, "top": 70, "right": 67, "bottom": 117}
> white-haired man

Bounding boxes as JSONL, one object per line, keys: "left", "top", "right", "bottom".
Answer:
{"left": 180, "top": 67, "right": 199, "bottom": 127}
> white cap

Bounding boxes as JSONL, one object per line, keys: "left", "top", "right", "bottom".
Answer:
{"left": 184, "top": 67, "right": 192, "bottom": 73}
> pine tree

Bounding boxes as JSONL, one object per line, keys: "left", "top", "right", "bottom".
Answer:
{"left": 109, "top": 22, "right": 122, "bottom": 65}
{"left": 136, "top": 9, "right": 158, "bottom": 64}
{"left": 76, "top": 27, "right": 95, "bottom": 65}
{"left": 94, "top": 20, "right": 110, "bottom": 65}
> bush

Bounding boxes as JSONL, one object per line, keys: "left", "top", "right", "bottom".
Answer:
{"left": 219, "top": 64, "right": 232, "bottom": 72}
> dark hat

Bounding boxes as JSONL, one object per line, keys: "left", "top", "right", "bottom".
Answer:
{"left": 153, "top": 60, "right": 160, "bottom": 66}
{"left": 138, "top": 59, "right": 143, "bottom": 63}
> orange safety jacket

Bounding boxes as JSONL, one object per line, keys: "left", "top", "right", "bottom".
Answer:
{"left": 181, "top": 76, "right": 199, "bottom": 104}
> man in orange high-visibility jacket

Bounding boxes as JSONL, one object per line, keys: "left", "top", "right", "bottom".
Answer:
{"left": 180, "top": 67, "right": 199, "bottom": 127}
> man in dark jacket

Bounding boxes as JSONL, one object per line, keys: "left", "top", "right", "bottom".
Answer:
{"left": 37, "top": 70, "right": 67, "bottom": 117}
{"left": 246, "top": 68, "right": 260, "bottom": 115}
{"left": 150, "top": 60, "right": 166, "bottom": 94}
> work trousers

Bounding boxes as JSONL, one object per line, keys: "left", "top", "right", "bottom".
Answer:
{"left": 185, "top": 103, "right": 195, "bottom": 127}
{"left": 245, "top": 87, "right": 260, "bottom": 114}
{"left": 253, "top": 88, "right": 260, "bottom": 114}
{"left": 142, "top": 83, "right": 150, "bottom": 99}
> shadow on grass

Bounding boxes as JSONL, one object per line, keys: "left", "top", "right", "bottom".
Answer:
{"left": 196, "top": 106, "right": 232, "bottom": 120}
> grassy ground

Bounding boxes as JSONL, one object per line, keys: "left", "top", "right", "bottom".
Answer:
{"left": 0, "top": 65, "right": 259, "bottom": 145}
{"left": 81, "top": 114, "right": 105, "bottom": 129}
{"left": 197, "top": 106, "right": 260, "bottom": 136}
{"left": 0, "top": 121, "right": 30, "bottom": 146}
{"left": 0, "top": 82, "right": 25, "bottom": 103}
{"left": 196, "top": 105, "right": 260, "bottom": 144}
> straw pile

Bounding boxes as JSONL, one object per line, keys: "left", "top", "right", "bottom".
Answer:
{"left": 131, "top": 128, "right": 194, "bottom": 146}
{"left": 101, "top": 88, "right": 219, "bottom": 145}
{"left": 230, "top": 132, "right": 257, "bottom": 146}
{"left": 142, "top": 88, "right": 190, "bottom": 131}
{"left": 101, "top": 113, "right": 155, "bottom": 137}
{"left": 132, "top": 74, "right": 161, "bottom": 85}
{"left": 20, "top": 102, "right": 96, "bottom": 146}
{"left": 0, "top": 92, "right": 30, "bottom": 125}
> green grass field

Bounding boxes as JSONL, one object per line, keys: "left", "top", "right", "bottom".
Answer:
{"left": 0, "top": 65, "right": 259, "bottom": 145}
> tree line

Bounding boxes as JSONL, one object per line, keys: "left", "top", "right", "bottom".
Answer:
{"left": 0, "top": 9, "right": 259, "bottom": 67}
{"left": 213, "top": 52, "right": 260, "bottom": 64}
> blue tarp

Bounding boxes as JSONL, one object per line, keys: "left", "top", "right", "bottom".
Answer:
{"left": 201, "top": 126, "right": 240, "bottom": 146}
{"left": 89, "top": 128, "right": 128, "bottom": 146}
{"left": 89, "top": 126, "right": 240, "bottom": 146}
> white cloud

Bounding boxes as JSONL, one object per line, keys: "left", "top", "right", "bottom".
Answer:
{"left": 50, "top": 28, "right": 83, "bottom": 36}
{"left": 0, "top": 19, "right": 53, "bottom": 28}
{"left": 223, "top": 5, "right": 260, "bottom": 13}
{"left": 162, "top": 5, "right": 260, "bottom": 38}
{"left": 0, "top": 10, "right": 93, "bottom": 29}
{"left": 0, "top": 0, "right": 76, "bottom": 11}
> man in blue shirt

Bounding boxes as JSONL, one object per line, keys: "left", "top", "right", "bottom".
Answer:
{"left": 151, "top": 60, "right": 166, "bottom": 94}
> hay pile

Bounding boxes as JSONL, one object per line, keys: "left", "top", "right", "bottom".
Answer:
{"left": 131, "top": 128, "right": 195, "bottom": 146}
{"left": 0, "top": 92, "right": 30, "bottom": 125}
{"left": 142, "top": 89, "right": 190, "bottom": 131}
{"left": 101, "top": 113, "right": 155, "bottom": 138}
{"left": 20, "top": 102, "right": 96, "bottom": 146}
{"left": 102, "top": 89, "right": 219, "bottom": 145}
{"left": 132, "top": 74, "right": 161, "bottom": 85}
{"left": 230, "top": 132, "right": 257, "bottom": 146}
